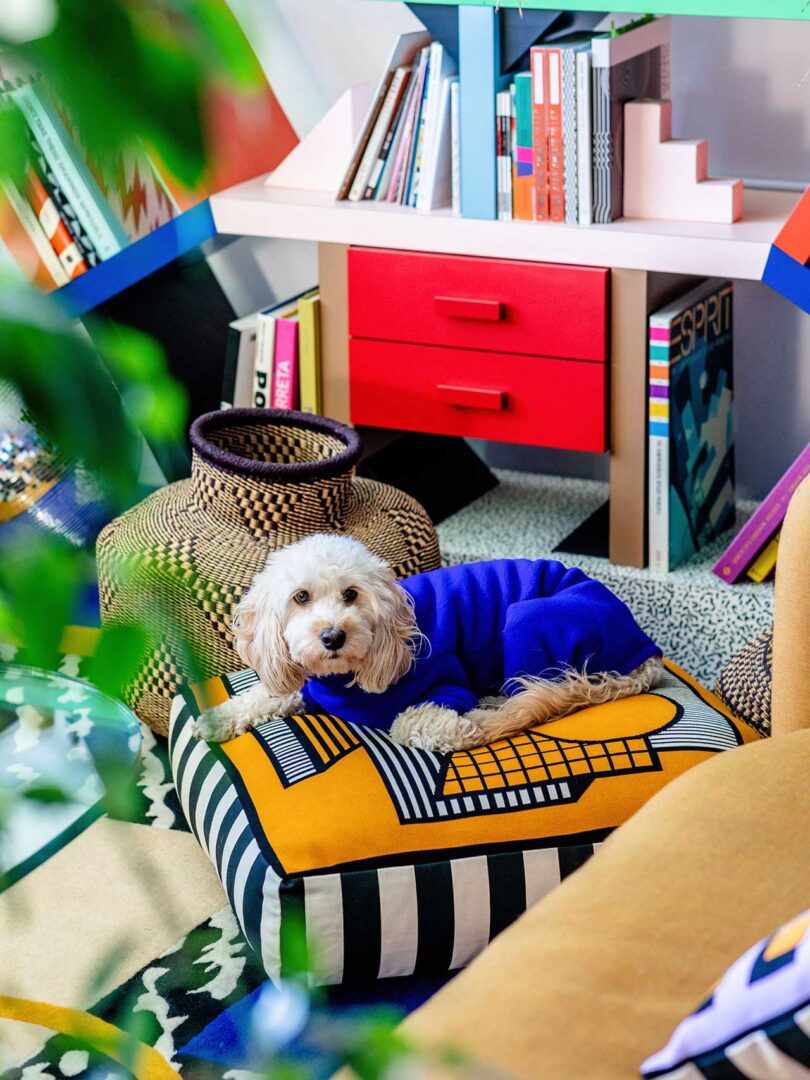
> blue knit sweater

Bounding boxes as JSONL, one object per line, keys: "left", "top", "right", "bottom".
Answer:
{"left": 299, "top": 558, "right": 660, "bottom": 730}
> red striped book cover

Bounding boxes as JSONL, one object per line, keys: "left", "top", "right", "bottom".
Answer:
{"left": 530, "top": 47, "right": 549, "bottom": 222}
{"left": 545, "top": 47, "right": 565, "bottom": 223}
{"left": 271, "top": 314, "right": 300, "bottom": 410}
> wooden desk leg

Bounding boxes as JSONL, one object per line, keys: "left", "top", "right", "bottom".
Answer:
{"left": 609, "top": 268, "right": 649, "bottom": 568}
{"left": 318, "top": 241, "right": 351, "bottom": 425}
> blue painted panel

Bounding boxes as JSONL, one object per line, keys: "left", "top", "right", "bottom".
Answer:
{"left": 763, "top": 245, "right": 810, "bottom": 317}
{"left": 56, "top": 200, "right": 216, "bottom": 317}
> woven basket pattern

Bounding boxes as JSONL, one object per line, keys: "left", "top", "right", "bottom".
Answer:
{"left": 97, "top": 410, "right": 440, "bottom": 735}
{"left": 714, "top": 627, "right": 772, "bottom": 737}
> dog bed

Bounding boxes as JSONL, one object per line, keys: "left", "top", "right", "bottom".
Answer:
{"left": 170, "top": 661, "right": 760, "bottom": 987}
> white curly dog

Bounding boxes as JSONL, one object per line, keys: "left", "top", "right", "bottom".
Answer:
{"left": 194, "top": 534, "right": 663, "bottom": 752}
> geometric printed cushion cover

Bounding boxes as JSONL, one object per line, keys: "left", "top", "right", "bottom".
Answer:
{"left": 642, "top": 910, "right": 810, "bottom": 1079}
{"left": 169, "top": 660, "right": 760, "bottom": 987}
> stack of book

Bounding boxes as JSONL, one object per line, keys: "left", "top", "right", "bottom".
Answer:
{"left": 221, "top": 289, "right": 322, "bottom": 415}
{"left": 342, "top": 16, "right": 671, "bottom": 225}
{"left": 0, "top": 72, "right": 183, "bottom": 290}
{"left": 712, "top": 443, "right": 810, "bottom": 585}
{"left": 338, "top": 32, "right": 458, "bottom": 212}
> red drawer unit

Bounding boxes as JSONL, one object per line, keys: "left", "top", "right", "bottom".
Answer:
{"left": 349, "top": 248, "right": 609, "bottom": 362}
{"left": 347, "top": 248, "right": 610, "bottom": 452}
{"left": 350, "top": 340, "right": 607, "bottom": 452}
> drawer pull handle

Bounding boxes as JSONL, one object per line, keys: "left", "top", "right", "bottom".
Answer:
{"left": 434, "top": 295, "right": 505, "bottom": 321}
{"left": 437, "top": 385, "right": 507, "bottom": 411}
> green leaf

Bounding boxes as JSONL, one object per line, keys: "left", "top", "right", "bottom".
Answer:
{"left": 23, "top": 783, "right": 74, "bottom": 805}
{"left": 84, "top": 624, "right": 150, "bottom": 701}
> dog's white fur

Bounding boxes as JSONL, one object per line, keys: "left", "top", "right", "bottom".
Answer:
{"left": 193, "top": 534, "right": 663, "bottom": 751}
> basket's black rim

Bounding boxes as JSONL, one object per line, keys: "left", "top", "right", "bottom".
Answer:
{"left": 189, "top": 408, "right": 362, "bottom": 483}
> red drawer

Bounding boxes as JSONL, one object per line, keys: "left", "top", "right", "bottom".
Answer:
{"left": 349, "top": 339, "right": 606, "bottom": 452}
{"left": 349, "top": 248, "right": 609, "bottom": 362}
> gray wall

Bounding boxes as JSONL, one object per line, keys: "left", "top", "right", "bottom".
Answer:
{"left": 213, "top": 2, "right": 810, "bottom": 499}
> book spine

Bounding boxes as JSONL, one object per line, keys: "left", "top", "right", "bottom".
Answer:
{"left": 648, "top": 319, "right": 671, "bottom": 573}
{"left": 512, "top": 73, "right": 534, "bottom": 222}
{"left": 406, "top": 53, "right": 433, "bottom": 208}
{"left": 253, "top": 314, "right": 275, "bottom": 409}
{"left": 390, "top": 54, "right": 425, "bottom": 204}
{"left": 271, "top": 318, "right": 299, "bottom": 410}
{"left": 375, "top": 72, "right": 416, "bottom": 201}
{"left": 398, "top": 49, "right": 429, "bottom": 205}
{"left": 746, "top": 531, "right": 780, "bottom": 583}
{"left": 298, "top": 295, "right": 322, "bottom": 415}
{"left": 496, "top": 90, "right": 511, "bottom": 222}
{"left": 233, "top": 324, "right": 258, "bottom": 408}
{"left": 10, "top": 82, "right": 127, "bottom": 258}
{"left": 591, "top": 66, "right": 611, "bottom": 225}
{"left": 0, "top": 178, "right": 68, "bottom": 287}
{"left": 450, "top": 79, "right": 461, "bottom": 216}
{"left": 221, "top": 325, "right": 240, "bottom": 409}
{"left": 576, "top": 49, "right": 593, "bottom": 226}
{"left": 26, "top": 166, "right": 88, "bottom": 279}
{"left": 546, "top": 48, "right": 564, "bottom": 224}
{"left": 562, "top": 48, "right": 579, "bottom": 226}
{"left": 530, "top": 47, "right": 549, "bottom": 223}
{"left": 338, "top": 70, "right": 393, "bottom": 201}
{"left": 713, "top": 443, "right": 810, "bottom": 583}
{"left": 364, "top": 69, "right": 412, "bottom": 200}
{"left": 459, "top": 7, "right": 500, "bottom": 221}
{"left": 349, "top": 69, "right": 404, "bottom": 203}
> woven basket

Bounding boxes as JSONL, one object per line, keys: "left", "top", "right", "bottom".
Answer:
{"left": 97, "top": 409, "right": 440, "bottom": 735}
{"left": 714, "top": 627, "right": 773, "bottom": 737}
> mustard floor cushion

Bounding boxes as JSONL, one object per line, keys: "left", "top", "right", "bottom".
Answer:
{"left": 170, "top": 661, "right": 760, "bottom": 987}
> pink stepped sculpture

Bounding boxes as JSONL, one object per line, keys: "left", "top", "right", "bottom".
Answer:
{"left": 623, "top": 99, "right": 744, "bottom": 223}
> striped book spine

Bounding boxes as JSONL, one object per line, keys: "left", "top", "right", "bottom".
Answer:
{"left": 271, "top": 315, "right": 300, "bottom": 410}
{"left": 26, "top": 166, "right": 88, "bottom": 279}
{"left": 28, "top": 130, "right": 100, "bottom": 267}
{"left": 561, "top": 47, "right": 579, "bottom": 226}
{"left": 0, "top": 178, "right": 68, "bottom": 287}
{"left": 530, "top": 47, "right": 549, "bottom": 222}
{"left": 648, "top": 321, "right": 671, "bottom": 573}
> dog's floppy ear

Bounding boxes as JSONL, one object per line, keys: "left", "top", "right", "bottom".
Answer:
{"left": 356, "top": 565, "right": 420, "bottom": 694}
{"left": 231, "top": 562, "right": 305, "bottom": 697}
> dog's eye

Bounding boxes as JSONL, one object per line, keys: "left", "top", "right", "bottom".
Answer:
{"left": 342, "top": 587, "right": 358, "bottom": 604}
{"left": 293, "top": 590, "right": 311, "bottom": 605}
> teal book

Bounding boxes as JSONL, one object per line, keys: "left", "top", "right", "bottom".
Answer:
{"left": 648, "top": 279, "right": 735, "bottom": 573}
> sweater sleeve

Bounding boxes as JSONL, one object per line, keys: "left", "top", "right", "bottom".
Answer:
{"left": 501, "top": 578, "right": 660, "bottom": 686}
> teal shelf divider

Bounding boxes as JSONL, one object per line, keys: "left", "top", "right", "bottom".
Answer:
{"left": 391, "top": 0, "right": 807, "bottom": 19}
{"left": 56, "top": 200, "right": 216, "bottom": 318}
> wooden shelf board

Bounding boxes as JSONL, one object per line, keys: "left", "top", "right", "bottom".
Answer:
{"left": 210, "top": 179, "right": 797, "bottom": 281}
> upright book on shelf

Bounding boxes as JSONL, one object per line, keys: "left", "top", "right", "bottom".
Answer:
{"left": 648, "top": 278, "right": 735, "bottom": 573}
{"left": 712, "top": 442, "right": 810, "bottom": 583}
{"left": 512, "top": 72, "right": 534, "bottom": 221}
{"left": 298, "top": 292, "right": 322, "bottom": 415}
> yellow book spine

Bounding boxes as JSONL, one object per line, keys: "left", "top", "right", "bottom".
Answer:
{"left": 746, "top": 531, "right": 781, "bottom": 583}
{"left": 298, "top": 292, "right": 322, "bottom": 415}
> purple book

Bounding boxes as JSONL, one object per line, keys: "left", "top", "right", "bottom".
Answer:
{"left": 712, "top": 441, "right": 810, "bottom": 584}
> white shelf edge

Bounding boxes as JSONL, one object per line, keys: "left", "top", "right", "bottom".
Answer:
{"left": 210, "top": 177, "right": 799, "bottom": 281}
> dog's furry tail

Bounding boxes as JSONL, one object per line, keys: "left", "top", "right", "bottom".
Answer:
{"left": 477, "top": 654, "right": 665, "bottom": 744}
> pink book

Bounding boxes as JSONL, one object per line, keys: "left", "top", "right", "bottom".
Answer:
{"left": 712, "top": 441, "right": 810, "bottom": 584}
{"left": 271, "top": 315, "right": 299, "bottom": 409}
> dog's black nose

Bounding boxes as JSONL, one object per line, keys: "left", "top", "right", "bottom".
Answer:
{"left": 320, "top": 627, "right": 346, "bottom": 651}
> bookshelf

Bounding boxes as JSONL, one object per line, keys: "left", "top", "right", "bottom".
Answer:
{"left": 211, "top": 183, "right": 795, "bottom": 282}
{"left": 57, "top": 201, "right": 216, "bottom": 317}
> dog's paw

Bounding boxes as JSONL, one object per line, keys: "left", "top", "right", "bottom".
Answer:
{"left": 193, "top": 701, "right": 244, "bottom": 743}
{"left": 390, "top": 703, "right": 484, "bottom": 753}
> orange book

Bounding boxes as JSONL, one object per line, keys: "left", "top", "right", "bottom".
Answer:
{"left": 544, "top": 47, "right": 565, "bottom": 223}
{"left": 0, "top": 180, "right": 67, "bottom": 288}
{"left": 530, "top": 47, "right": 549, "bottom": 223}
{"left": 27, "top": 167, "right": 87, "bottom": 279}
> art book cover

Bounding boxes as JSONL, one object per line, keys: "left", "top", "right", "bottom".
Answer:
{"left": 648, "top": 279, "right": 735, "bottom": 573}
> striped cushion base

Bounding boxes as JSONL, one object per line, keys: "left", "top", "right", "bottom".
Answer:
{"left": 642, "top": 910, "right": 810, "bottom": 1079}
{"left": 170, "top": 661, "right": 760, "bottom": 986}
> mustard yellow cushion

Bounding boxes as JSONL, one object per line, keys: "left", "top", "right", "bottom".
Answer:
{"left": 169, "top": 661, "right": 760, "bottom": 986}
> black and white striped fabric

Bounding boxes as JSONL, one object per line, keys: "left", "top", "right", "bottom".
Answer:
{"left": 169, "top": 663, "right": 758, "bottom": 987}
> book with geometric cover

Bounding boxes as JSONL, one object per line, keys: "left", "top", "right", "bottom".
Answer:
{"left": 648, "top": 279, "right": 735, "bottom": 572}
